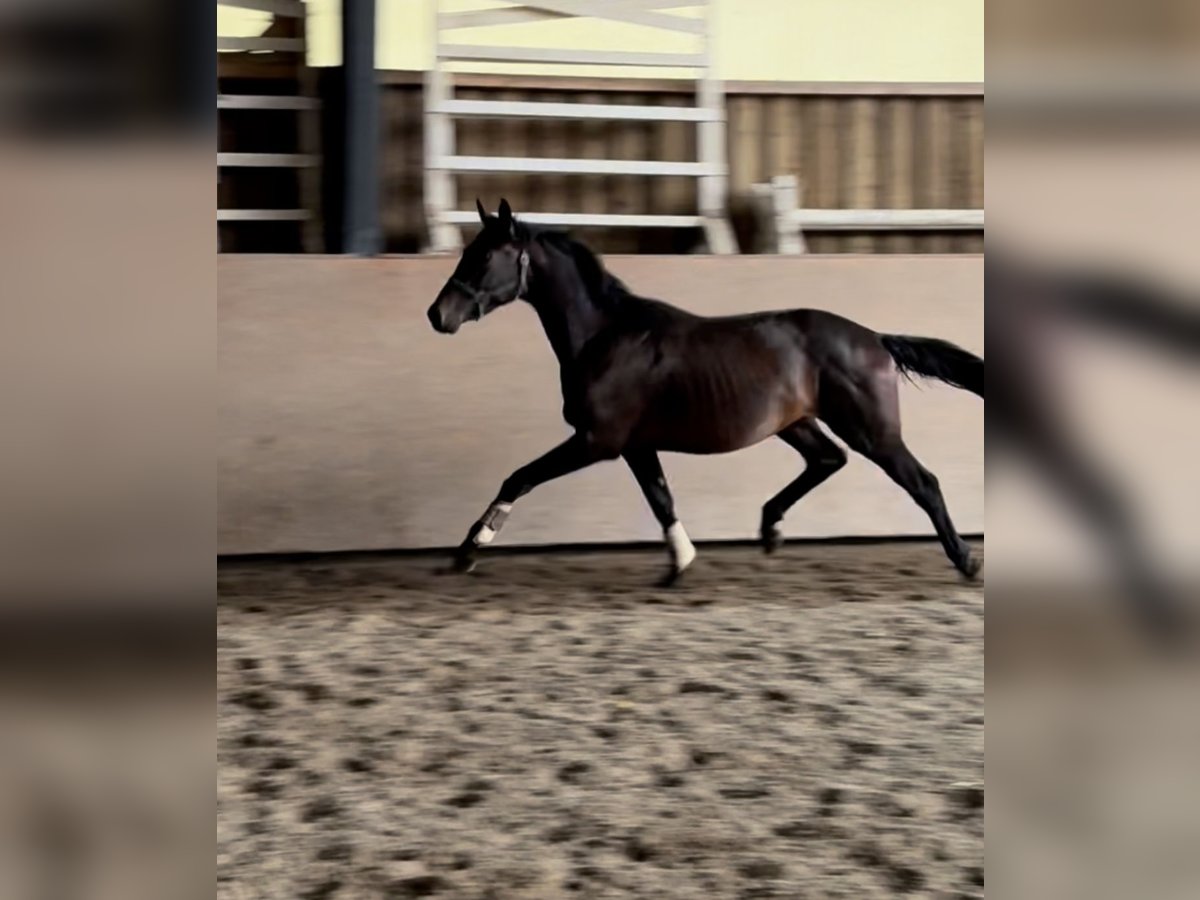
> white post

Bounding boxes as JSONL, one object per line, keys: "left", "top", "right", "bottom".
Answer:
{"left": 771, "top": 175, "right": 805, "bottom": 255}
{"left": 749, "top": 182, "right": 776, "bottom": 252}
{"left": 696, "top": 2, "right": 735, "bottom": 254}
{"left": 424, "top": 6, "right": 461, "bottom": 253}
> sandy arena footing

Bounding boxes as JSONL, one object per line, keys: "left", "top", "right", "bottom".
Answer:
{"left": 218, "top": 540, "right": 984, "bottom": 899}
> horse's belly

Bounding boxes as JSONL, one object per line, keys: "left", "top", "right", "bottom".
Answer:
{"left": 608, "top": 325, "right": 816, "bottom": 454}
{"left": 634, "top": 386, "right": 803, "bottom": 454}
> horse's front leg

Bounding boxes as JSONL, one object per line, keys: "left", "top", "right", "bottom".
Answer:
{"left": 623, "top": 448, "right": 696, "bottom": 587}
{"left": 453, "top": 433, "right": 612, "bottom": 572}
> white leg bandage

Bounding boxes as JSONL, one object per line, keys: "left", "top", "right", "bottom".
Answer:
{"left": 665, "top": 521, "right": 696, "bottom": 572}
{"left": 475, "top": 502, "right": 512, "bottom": 545}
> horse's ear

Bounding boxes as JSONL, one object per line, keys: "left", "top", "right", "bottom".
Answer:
{"left": 476, "top": 197, "right": 488, "bottom": 225}
{"left": 498, "top": 198, "right": 513, "bottom": 231}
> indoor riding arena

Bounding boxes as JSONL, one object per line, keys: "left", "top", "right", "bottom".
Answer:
{"left": 219, "top": 256, "right": 984, "bottom": 899}
{"left": 219, "top": 1, "right": 983, "bottom": 896}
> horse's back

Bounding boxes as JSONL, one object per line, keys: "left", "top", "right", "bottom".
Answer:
{"left": 571, "top": 296, "right": 891, "bottom": 453}
{"left": 599, "top": 302, "right": 814, "bottom": 452}
{"left": 630, "top": 298, "right": 878, "bottom": 340}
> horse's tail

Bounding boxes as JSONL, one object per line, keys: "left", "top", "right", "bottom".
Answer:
{"left": 880, "top": 334, "right": 984, "bottom": 398}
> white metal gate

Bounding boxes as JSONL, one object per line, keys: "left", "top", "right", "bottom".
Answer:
{"left": 424, "top": 1, "right": 736, "bottom": 253}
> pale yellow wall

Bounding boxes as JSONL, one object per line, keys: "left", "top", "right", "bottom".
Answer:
{"left": 220, "top": 0, "right": 984, "bottom": 83}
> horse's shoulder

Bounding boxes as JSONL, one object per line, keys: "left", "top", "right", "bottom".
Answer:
{"left": 576, "top": 326, "right": 650, "bottom": 373}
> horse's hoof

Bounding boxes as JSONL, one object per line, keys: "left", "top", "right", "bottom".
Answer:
{"left": 761, "top": 527, "right": 783, "bottom": 555}
{"left": 452, "top": 550, "right": 477, "bottom": 574}
{"left": 656, "top": 567, "right": 685, "bottom": 588}
{"left": 958, "top": 556, "right": 982, "bottom": 581}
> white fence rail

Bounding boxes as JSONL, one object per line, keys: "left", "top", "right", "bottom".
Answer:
{"left": 754, "top": 176, "right": 984, "bottom": 254}
{"left": 433, "top": 99, "right": 717, "bottom": 121}
{"left": 433, "top": 156, "right": 717, "bottom": 176}
{"left": 442, "top": 211, "right": 702, "bottom": 228}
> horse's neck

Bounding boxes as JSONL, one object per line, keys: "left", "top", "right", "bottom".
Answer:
{"left": 525, "top": 255, "right": 609, "bottom": 366}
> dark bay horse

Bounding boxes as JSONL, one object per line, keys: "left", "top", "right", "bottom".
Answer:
{"left": 428, "top": 199, "right": 983, "bottom": 584}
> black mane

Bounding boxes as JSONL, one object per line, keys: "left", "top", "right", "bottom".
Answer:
{"left": 530, "top": 227, "right": 632, "bottom": 310}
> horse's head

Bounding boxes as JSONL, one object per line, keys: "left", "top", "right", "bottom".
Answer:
{"left": 427, "top": 198, "right": 529, "bottom": 335}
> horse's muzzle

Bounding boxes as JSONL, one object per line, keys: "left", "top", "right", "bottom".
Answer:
{"left": 427, "top": 303, "right": 461, "bottom": 335}
{"left": 429, "top": 279, "right": 484, "bottom": 334}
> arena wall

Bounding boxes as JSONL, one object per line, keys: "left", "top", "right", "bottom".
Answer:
{"left": 219, "top": 255, "right": 982, "bottom": 554}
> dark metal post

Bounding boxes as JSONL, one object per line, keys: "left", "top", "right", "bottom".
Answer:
{"left": 342, "top": 0, "right": 381, "bottom": 255}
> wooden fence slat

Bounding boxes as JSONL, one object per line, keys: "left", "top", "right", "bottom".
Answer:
{"left": 561, "top": 91, "right": 586, "bottom": 216}
{"left": 580, "top": 91, "right": 608, "bottom": 225}
{"left": 636, "top": 96, "right": 658, "bottom": 243}
{"left": 785, "top": 96, "right": 806, "bottom": 247}
{"left": 848, "top": 97, "right": 878, "bottom": 253}
{"left": 454, "top": 87, "right": 486, "bottom": 230}
{"left": 611, "top": 92, "right": 643, "bottom": 250}
{"left": 926, "top": 98, "right": 952, "bottom": 253}
{"left": 398, "top": 85, "right": 424, "bottom": 251}
{"left": 472, "top": 87, "right": 498, "bottom": 217}
{"left": 886, "top": 97, "right": 915, "bottom": 253}
{"left": 765, "top": 96, "right": 792, "bottom": 181}
{"left": 796, "top": 97, "right": 817, "bottom": 215}
{"left": 948, "top": 98, "right": 970, "bottom": 252}
{"left": 727, "top": 95, "right": 762, "bottom": 193}
{"left": 811, "top": 97, "right": 839, "bottom": 252}
{"left": 873, "top": 97, "right": 892, "bottom": 253}
{"left": 657, "top": 91, "right": 694, "bottom": 221}
{"left": 540, "top": 91, "right": 568, "bottom": 216}
{"left": 912, "top": 98, "right": 932, "bottom": 254}
{"left": 964, "top": 98, "right": 985, "bottom": 253}
{"left": 383, "top": 85, "right": 406, "bottom": 248}
{"left": 494, "top": 89, "right": 528, "bottom": 218}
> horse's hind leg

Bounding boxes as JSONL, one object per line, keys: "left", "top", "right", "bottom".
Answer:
{"left": 624, "top": 448, "right": 695, "bottom": 586}
{"left": 760, "top": 420, "right": 847, "bottom": 553}
{"left": 869, "top": 441, "right": 980, "bottom": 579}
{"left": 822, "top": 372, "right": 979, "bottom": 579}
